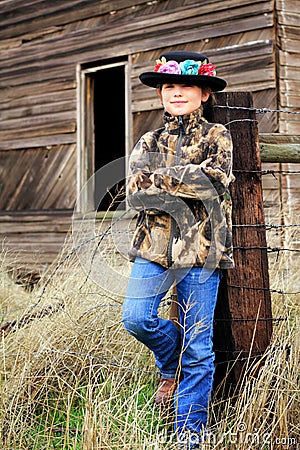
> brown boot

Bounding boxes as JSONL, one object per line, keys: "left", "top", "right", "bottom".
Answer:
{"left": 154, "top": 377, "right": 177, "bottom": 406}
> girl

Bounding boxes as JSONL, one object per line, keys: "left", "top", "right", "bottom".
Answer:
{"left": 122, "top": 50, "right": 234, "bottom": 448}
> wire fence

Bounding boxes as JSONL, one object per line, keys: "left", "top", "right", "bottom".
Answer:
{"left": 0, "top": 104, "right": 299, "bottom": 375}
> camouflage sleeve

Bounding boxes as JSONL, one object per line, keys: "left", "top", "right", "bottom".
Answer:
{"left": 153, "top": 125, "right": 234, "bottom": 200}
{"left": 127, "top": 139, "right": 152, "bottom": 193}
{"left": 126, "top": 136, "right": 166, "bottom": 212}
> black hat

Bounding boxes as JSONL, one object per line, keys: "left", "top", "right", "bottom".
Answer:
{"left": 139, "top": 50, "right": 226, "bottom": 92}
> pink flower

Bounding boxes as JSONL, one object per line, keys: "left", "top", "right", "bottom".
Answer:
{"left": 198, "top": 63, "right": 216, "bottom": 76}
{"left": 157, "top": 60, "right": 181, "bottom": 74}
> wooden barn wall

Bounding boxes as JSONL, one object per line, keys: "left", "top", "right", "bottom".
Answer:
{"left": 0, "top": 0, "right": 276, "bottom": 158}
{"left": 0, "top": 0, "right": 277, "bottom": 203}
{"left": 0, "top": 0, "right": 289, "bottom": 276}
{"left": 276, "top": 0, "right": 300, "bottom": 134}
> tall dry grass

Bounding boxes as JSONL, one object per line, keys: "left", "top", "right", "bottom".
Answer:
{"left": 0, "top": 216, "right": 299, "bottom": 449}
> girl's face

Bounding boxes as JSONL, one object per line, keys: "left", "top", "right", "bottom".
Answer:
{"left": 157, "top": 83, "right": 211, "bottom": 116}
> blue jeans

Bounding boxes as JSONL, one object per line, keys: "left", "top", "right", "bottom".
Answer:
{"left": 122, "top": 257, "right": 221, "bottom": 437}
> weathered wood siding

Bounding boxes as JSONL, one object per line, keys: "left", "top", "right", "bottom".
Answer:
{"left": 0, "top": 145, "right": 76, "bottom": 210}
{"left": 0, "top": 211, "right": 72, "bottom": 281}
{"left": 276, "top": 0, "right": 300, "bottom": 134}
{"left": 1, "top": 0, "right": 277, "bottom": 157}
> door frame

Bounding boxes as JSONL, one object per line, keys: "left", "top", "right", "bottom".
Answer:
{"left": 76, "top": 59, "right": 132, "bottom": 213}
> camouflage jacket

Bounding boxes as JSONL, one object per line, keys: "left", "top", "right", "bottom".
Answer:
{"left": 127, "top": 107, "right": 235, "bottom": 269}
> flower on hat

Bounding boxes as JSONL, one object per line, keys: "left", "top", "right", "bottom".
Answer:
{"left": 179, "top": 59, "right": 200, "bottom": 75}
{"left": 153, "top": 57, "right": 217, "bottom": 78}
{"left": 154, "top": 56, "right": 167, "bottom": 72}
{"left": 198, "top": 62, "right": 216, "bottom": 76}
{"left": 157, "top": 60, "right": 181, "bottom": 74}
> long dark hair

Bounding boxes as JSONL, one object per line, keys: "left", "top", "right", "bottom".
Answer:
{"left": 202, "top": 90, "right": 216, "bottom": 122}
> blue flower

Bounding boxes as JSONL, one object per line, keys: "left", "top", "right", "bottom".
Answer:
{"left": 179, "top": 59, "right": 200, "bottom": 75}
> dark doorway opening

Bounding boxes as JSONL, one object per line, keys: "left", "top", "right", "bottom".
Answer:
{"left": 93, "top": 64, "right": 126, "bottom": 211}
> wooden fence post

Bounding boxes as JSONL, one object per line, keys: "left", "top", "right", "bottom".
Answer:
{"left": 212, "top": 92, "right": 273, "bottom": 394}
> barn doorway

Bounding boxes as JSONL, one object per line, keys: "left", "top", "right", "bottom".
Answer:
{"left": 78, "top": 60, "right": 130, "bottom": 213}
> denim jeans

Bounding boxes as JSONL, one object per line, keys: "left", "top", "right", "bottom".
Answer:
{"left": 122, "top": 257, "right": 221, "bottom": 437}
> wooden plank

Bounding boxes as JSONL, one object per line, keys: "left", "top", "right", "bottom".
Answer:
{"left": 1, "top": 101, "right": 76, "bottom": 121}
{"left": 213, "top": 91, "right": 272, "bottom": 392}
{"left": 133, "top": 109, "right": 163, "bottom": 144}
{"left": 279, "top": 65, "right": 300, "bottom": 81}
{"left": 0, "top": 134, "right": 76, "bottom": 151}
{"left": 0, "top": 121, "right": 76, "bottom": 143}
{"left": 0, "top": 0, "right": 150, "bottom": 38}
{"left": 0, "top": 0, "right": 50, "bottom": 15}
{"left": 0, "top": 3, "right": 273, "bottom": 71}
{"left": 280, "top": 79, "right": 300, "bottom": 94}
{"left": 0, "top": 80, "right": 76, "bottom": 103}
{"left": 132, "top": 121, "right": 298, "bottom": 162}
{"left": 2, "top": 239, "right": 67, "bottom": 248}
{"left": 0, "top": 110, "right": 76, "bottom": 131}
{"left": 276, "top": 0, "right": 300, "bottom": 12}
{"left": 0, "top": 0, "right": 273, "bottom": 40}
{"left": 0, "top": 210, "right": 73, "bottom": 222}
{"left": 0, "top": 145, "right": 76, "bottom": 209}
{"left": 279, "top": 120, "right": 300, "bottom": 134}
{"left": 280, "top": 94, "right": 300, "bottom": 108}
{"left": 260, "top": 134, "right": 300, "bottom": 144}
{"left": 0, "top": 221, "right": 71, "bottom": 233}
{"left": 280, "top": 39, "right": 300, "bottom": 54}
{"left": 0, "top": 87, "right": 75, "bottom": 108}
{"left": 0, "top": 64, "right": 75, "bottom": 88}
{"left": 279, "top": 49, "right": 300, "bottom": 66}
{"left": 280, "top": 71, "right": 300, "bottom": 97}
{"left": 277, "top": 11, "right": 300, "bottom": 26}
{"left": 131, "top": 29, "right": 273, "bottom": 68}
{"left": 0, "top": 0, "right": 97, "bottom": 24}
{"left": 278, "top": 25, "right": 300, "bottom": 40}
{"left": 260, "top": 143, "right": 300, "bottom": 163}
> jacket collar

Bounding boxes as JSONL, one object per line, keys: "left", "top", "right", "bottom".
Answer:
{"left": 163, "top": 107, "right": 207, "bottom": 134}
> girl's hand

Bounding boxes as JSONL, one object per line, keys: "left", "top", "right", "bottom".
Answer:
{"left": 199, "top": 157, "right": 212, "bottom": 169}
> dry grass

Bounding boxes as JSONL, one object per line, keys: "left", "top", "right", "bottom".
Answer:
{"left": 0, "top": 219, "right": 299, "bottom": 449}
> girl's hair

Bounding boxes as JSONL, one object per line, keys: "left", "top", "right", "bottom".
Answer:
{"left": 202, "top": 90, "right": 216, "bottom": 122}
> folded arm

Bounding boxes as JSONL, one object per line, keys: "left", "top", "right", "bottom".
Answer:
{"left": 127, "top": 124, "right": 234, "bottom": 211}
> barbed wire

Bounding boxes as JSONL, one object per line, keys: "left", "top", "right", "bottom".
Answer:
{"left": 214, "top": 103, "right": 300, "bottom": 134}
{"left": 234, "top": 245, "right": 300, "bottom": 253}
{"left": 0, "top": 340, "right": 293, "bottom": 377}
{"left": 234, "top": 169, "right": 300, "bottom": 175}
{"left": 0, "top": 214, "right": 298, "bottom": 334}
{"left": 225, "top": 119, "right": 258, "bottom": 127}
{"left": 1, "top": 100, "right": 299, "bottom": 377}
{"left": 233, "top": 224, "right": 300, "bottom": 229}
{"left": 226, "top": 284, "right": 300, "bottom": 295}
{"left": 214, "top": 105, "right": 300, "bottom": 115}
